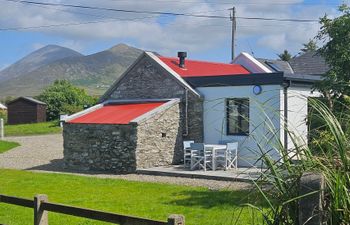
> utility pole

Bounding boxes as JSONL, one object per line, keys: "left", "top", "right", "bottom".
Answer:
{"left": 230, "top": 6, "right": 236, "bottom": 61}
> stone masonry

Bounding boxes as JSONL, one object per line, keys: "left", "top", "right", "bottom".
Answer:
{"left": 63, "top": 123, "right": 137, "bottom": 173}
{"left": 136, "top": 102, "right": 182, "bottom": 167}
{"left": 105, "top": 55, "right": 204, "bottom": 145}
{"left": 63, "top": 102, "right": 182, "bottom": 173}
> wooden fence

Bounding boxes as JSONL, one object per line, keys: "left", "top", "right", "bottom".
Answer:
{"left": 0, "top": 194, "right": 185, "bottom": 225}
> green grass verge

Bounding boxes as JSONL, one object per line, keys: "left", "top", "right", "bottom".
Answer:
{"left": 0, "top": 169, "right": 263, "bottom": 225}
{"left": 0, "top": 141, "right": 20, "bottom": 153}
{"left": 4, "top": 121, "right": 61, "bottom": 136}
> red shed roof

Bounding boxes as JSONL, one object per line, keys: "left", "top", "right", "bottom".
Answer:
{"left": 158, "top": 56, "right": 250, "bottom": 77}
{"left": 68, "top": 102, "right": 164, "bottom": 124}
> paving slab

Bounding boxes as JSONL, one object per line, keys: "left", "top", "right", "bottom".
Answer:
{"left": 137, "top": 165, "right": 263, "bottom": 182}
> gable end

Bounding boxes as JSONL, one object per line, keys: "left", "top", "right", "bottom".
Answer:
{"left": 100, "top": 52, "right": 201, "bottom": 102}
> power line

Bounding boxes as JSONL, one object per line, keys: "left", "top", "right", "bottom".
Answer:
{"left": 237, "top": 16, "right": 318, "bottom": 22}
{"left": 13, "top": 0, "right": 166, "bottom": 24}
{"left": 3, "top": 0, "right": 229, "bottom": 19}
{"left": 0, "top": 20, "right": 116, "bottom": 31}
{"left": 5, "top": 0, "right": 153, "bottom": 20}
{"left": 3, "top": 0, "right": 320, "bottom": 22}
{"left": 0, "top": 15, "right": 157, "bottom": 31}
{"left": 90, "top": 0, "right": 342, "bottom": 6}
{"left": 0, "top": 0, "right": 324, "bottom": 31}
{"left": 5, "top": 0, "right": 230, "bottom": 19}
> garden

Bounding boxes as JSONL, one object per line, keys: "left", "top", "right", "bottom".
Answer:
{"left": 0, "top": 169, "right": 262, "bottom": 225}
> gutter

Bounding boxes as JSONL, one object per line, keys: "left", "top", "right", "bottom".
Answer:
{"left": 283, "top": 81, "right": 291, "bottom": 151}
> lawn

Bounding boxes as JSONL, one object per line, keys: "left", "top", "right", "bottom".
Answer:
{"left": 4, "top": 121, "right": 61, "bottom": 136}
{"left": 0, "top": 140, "right": 20, "bottom": 153}
{"left": 0, "top": 170, "right": 263, "bottom": 225}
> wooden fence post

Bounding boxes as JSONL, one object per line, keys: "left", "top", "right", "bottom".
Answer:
{"left": 299, "top": 172, "right": 325, "bottom": 225}
{"left": 34, "top": 194, "right": 48, "bottom": 225}
{"left": 167, "top": 214, "right": 185, "bottom": 225}
{"left": 0, "top": 118, "right": 4, "bottom": 140}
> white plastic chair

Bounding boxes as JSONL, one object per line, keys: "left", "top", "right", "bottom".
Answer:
{"left": 183, "top": 140, "right": 194, "bottom": 168}
{"left": 226, "top": 142, "right": 238, "bottom": 169}
{"left": 214, "top": 142, "right": 238, "bottom": 170}
{"left": 190, "top": 143, "right": 213, "bottom": 171}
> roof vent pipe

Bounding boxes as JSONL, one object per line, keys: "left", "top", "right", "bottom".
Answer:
{"left": 178, "top": 51, "right": 187, "bottom": 68}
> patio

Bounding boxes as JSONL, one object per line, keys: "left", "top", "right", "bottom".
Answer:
{"left": 137, "top": 165, "right": 263, "bottom": 182}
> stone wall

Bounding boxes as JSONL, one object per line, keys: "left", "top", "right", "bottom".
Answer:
{"left": 106, "top": 55, "right": 203, "bottom": 144}
{"left": 63, "top": 123, "right": 137, "bottom": 173}
{"left": 136, "top": 102, "right": 182, "bottom": 167}
{"left": 63, "top": 101, "right": 182, "bottom": 172}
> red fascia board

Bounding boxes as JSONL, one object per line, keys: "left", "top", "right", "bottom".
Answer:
{"left": 68, "top": 102, "right": 164, "bottom": 124}
{"left": 158, "top": 56, "right": 250, "bottom": 77}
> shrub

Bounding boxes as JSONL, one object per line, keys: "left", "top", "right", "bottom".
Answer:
{"left": 38, "top": 80, "right": 97, "bottom": 121}
{"left": 242, "top": 99, "right": 350, "bottom": 225}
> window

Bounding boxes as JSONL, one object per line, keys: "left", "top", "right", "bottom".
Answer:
{"left": 226, "top": 98, "right": 249, "bottom": 135}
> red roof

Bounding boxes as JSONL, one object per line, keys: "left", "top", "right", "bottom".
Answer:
{"left": 68, "top": 102, "right": 164, "bottom": 124}
{"left": 158, "top": 56, "right": 250, "bottom": 77}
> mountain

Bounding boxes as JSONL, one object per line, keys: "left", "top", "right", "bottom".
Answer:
{"left": 0, "top": 45, "right": 83, "bottom": 82}
{"left": 0, "top": 44, "right": 143, "bottom": 97}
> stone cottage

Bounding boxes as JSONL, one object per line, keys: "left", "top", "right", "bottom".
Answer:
{"left": 64, "top": 99, "right": 182, "bottom": 172}
{"left": 64, "top": 51, "right": 320, "bottom": 172}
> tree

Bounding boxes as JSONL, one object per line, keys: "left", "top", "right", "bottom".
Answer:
{"left": 38, "top": 80, "right": 97, "bottom": 121}
{"left": 277, "top": 50, "right": 292, "bottom": 61}
{"left": 300, "top": 39, "right": 318, "bottom": 53}
{"left": 316, "top": 4, "right": 350, "bottom": 110}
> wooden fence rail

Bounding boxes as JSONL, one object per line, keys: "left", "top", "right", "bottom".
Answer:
{"left": 0, "top": 194, "right": 185, "bottom": 225}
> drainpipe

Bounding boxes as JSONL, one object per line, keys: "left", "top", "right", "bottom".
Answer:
{"left": 183, "top": 89, "right": 189, "bottom": 137}
{"left": 283, "top": 81, "right": 291, "bottom": 151}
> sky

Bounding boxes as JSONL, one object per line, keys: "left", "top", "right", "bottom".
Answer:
{"left": 0, "top": 0, "right": 347, "bottom": 69}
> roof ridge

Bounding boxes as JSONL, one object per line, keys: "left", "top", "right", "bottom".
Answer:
{"left": 158, "top": 56, "right": 240, "bottom": 66}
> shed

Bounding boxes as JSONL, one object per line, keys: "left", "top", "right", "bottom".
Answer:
{"left": 7, "top": 97, "right": 47, "bottom": 125}
{"left": 63, "top": 99, "right": 181, "bottom": 173}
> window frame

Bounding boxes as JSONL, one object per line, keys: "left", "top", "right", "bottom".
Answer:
{"left": 226, "top": 98, "right": 250, "bottom": 136}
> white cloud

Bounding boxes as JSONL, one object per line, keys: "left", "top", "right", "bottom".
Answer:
{"left": 59, "top": 40, "right": 85, "bottom": 52}
{"left": 257, "top": 34, "right": 288, "bottom": 51}
{"left": 32, "top": 43, "right": 46, "bottom": 51}
{"left": 0, "top": 0, "right": 342, "bottom": 57}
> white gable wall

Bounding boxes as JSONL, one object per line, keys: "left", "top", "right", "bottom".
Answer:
{"left": 197, "top": 85, "right": 283, "bottom": 167}
{"left": 233, "top": 52, "right": 272, "bottom": 73}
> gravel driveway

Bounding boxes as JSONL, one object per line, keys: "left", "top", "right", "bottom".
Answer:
{"left": 0, "top": 134, "right": 251, "bottom": 190}
{"left": 0, "top": 134, "right": 64, "bottom": 170}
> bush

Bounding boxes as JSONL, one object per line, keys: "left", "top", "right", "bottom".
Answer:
{"left": 38, "top": 80, "right": 97, "bottom": 121}
{"left": 242, "top": 99, "right": 350, "bottom": 225}
{"left": 308, "top": 97, "right": 350, "bottom": 154}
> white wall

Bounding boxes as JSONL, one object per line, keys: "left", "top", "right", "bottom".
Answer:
{"left": 284, "top": 86, "right": 321, "bottom": 158}
{"left": 197, "top": 85, "right": 283, "bottom": 167}
{"left": 233, "top": 52, "right": 272, "bottom": 73}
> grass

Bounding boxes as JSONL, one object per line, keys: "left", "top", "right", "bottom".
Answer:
{"left": 242, "top": 98, "right": 350, "bottom": 224}
{"left": 0, "top": 169, "right": 262, "bottom": 225}
{"left": 0, "top": 140, "right": 20, "bottom": 153}
{"left": 4, "top": 121, "right": 61, "bottom": 136}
